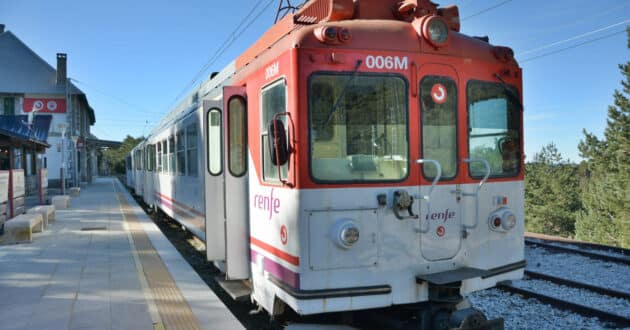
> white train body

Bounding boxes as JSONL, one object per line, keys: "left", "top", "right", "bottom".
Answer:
{"left": 127, "top": 0, "right": 525, "bottom": 319}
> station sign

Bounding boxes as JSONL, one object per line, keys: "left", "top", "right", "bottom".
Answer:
{"left": 23, "top": 98, "right": 67, "bottom": 113}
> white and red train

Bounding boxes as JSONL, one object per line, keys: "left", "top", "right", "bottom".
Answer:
{"left": 127, "top": 0, "right": 524, "bottom": 327}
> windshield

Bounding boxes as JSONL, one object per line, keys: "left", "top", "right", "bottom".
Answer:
{"left": 309, "top": 73, "right": 408, "bottom": 182}
{"left": 467, "top": 81, "right": 521, "bottom": 178}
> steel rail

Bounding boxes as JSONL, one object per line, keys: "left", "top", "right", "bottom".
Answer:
{"left": 525, "top": 239, "right": 630, "bottom": 266}
{"left": 524, "top": 270, "right": 630, "bottom": 300}
{"left": 497, "top": 283, "right": 630, "bottom": 328}
{"left": 525, "top": 233, "right": 630, "bottom": 256}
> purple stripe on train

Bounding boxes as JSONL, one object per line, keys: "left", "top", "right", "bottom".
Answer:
{"left": 251, "top": 250, "right": 300, "bottom": 289}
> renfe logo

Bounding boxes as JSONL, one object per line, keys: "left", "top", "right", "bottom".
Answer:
{"left": 254, "top": 188, "right": 280, "bottom": 220}
{"left": 425, "top": 208, "right": 456, "bottom": 222}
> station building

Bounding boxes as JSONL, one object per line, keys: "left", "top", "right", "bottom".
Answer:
{"left": 0, "top": 23, "right": 98, "bottom": 191}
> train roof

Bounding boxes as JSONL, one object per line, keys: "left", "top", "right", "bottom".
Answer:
{"left": 146, "top": 0, "right": 518, "bottom": 140}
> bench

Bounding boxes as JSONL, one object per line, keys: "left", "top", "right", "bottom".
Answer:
{"left": 4, "top": 213, "right": 44, "bottom": 243}
{"left": 27, "top": 205, "right": 55, "bottom": 228}
{"left": 69, "top": 187, "right": 81, "bottom": 197}
{"left": 52, "top": 195, "right": 70, "bottom": 210}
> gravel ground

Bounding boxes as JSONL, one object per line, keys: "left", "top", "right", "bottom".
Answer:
{"left": 526, "top": 246, "right": 630, "bottom": 293}
{"left": 468, "top": 288, "right": 617, "bottom": 329}
{"left": 512, "top": 279, "right": 630, "bottom": 318}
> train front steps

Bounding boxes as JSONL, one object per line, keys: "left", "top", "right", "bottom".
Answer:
{"left": 215, "top": 276, "right": 252, "bottom": 301}
{"left": 4, "top": 213, "right": 43, "bottom": 244}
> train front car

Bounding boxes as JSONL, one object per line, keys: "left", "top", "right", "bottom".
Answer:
{"left": 245, "top": 0, "right": 524, "bottom": 327}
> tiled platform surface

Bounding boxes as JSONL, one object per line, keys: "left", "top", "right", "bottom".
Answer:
{"left": 0, "top": 177, "right": 243, "bottom": 330}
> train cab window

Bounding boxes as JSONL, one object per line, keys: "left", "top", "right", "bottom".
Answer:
{"left": 168, "top": 136, "right": 175, "bottom": 175}
{"left": 157, "top": 143, "right": 162, "bottom": 172}
{"left": 228, "top": 97, "right": 247, "bottom": 177}
{"left": 261, "top": 79, "right": 287, "bottom": 182}
{"left": 207, "top": 110, "right": 222, "bottom": 175}
{"left": 420, "top": 76, "right": 457, "bottom": 180}
{"left": 176, "top": 130, "right": 186, "bottom": 175}
{"left": 186, "top": 124, "right": 198, "bottom": 177}
{"left": 309, "top": 73, "right": 409, "bottom": 182}
{"left": 467, "top": 81, "right": 521, "bottom": 177}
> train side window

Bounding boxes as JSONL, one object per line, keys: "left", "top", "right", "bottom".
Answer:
{"left": 145, "top": 146, "right": 151, "bottom": 172}
{"left": 207, "top": 110, "right": 222, "bottom": 175}
{"left": 157, "top": 143, "right": 162, "bottom": 172}
{"left": 467, "top": 81, "right": 521, "bottom": 178}
{"left": 168, "top": 136, "right": 175, "bottom": 175}
{"left": 176, "top": 130, "right": 186, "bottom": 175}
{"left": 420, "top": 76, "right": 458, "bottom": 180}
{"left": 261, "top": 79, "right": 287, "bottom": 182}
{"left": 186, "top": 124, "right": 198, "bottom": 177}
{"left": 162, "top": 140, "right": 168, "bottom": 173}
{"left": 228, "top": 97, "right": 247, "bottom": 177}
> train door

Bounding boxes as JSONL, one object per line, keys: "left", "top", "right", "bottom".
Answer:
{"left": 143, "top": 144, "right": 154, "bottom": 207}
{"left": 223, "top": 86, "right": 250, "bottom": 279}
{"left": 204, "top": 99, "right": 226, "bottom": 261}
{"left": 417, "top": 64, "right": 462, "bottom": 261}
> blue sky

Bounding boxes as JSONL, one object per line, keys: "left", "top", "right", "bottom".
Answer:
{"left": 1, "top": 0, "right": 628, "bottom": 162}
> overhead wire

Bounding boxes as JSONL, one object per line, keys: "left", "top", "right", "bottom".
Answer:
{"left": 520, "top": 29, "right": 626, "bottom": 63}
{"left": 166, "top": 0, "right": 277, "bottom": 113}
{"left": 461, "top": 0, "right": 513, "bottom": 21}
{"left": 517, "top": 19, "right": 630, "bottom": 56}
{"left": 71, "top": 79, "right": 161, "bottom": 115}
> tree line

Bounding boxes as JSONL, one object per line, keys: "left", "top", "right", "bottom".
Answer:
{"left": 526, "top": 28, "right": 629, "bottom": 248}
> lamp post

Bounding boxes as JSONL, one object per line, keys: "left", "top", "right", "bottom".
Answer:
{"left": 58, "top": 123, "right": 66, "bottom": 195}
{"left": 71, "top": 135, "right": 79, "bottom": 187}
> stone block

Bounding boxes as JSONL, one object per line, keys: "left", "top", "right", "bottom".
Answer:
{"left": 69, "top": 187, "right": 80, "bottom": 197}
{"left": 4, "top": 213, "right": 43, "bottom": 243}
{"left": 27, "top": 205, "right": 55, "bottom": 228}
{"left": 52, "top": 195, "right": 70, "bottom": 210}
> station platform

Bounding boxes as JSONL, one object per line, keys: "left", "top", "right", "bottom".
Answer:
{"left": 0, "top": 177, "right": 243, "bottom": 330}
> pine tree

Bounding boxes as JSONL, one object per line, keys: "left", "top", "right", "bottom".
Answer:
{"left": 525, "top": 143, "right": 580, "bottom": 237}
{"left": 576, "top": 28, "right": 630, "bottom": 248}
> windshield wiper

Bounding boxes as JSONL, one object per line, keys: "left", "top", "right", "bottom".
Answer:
{"left": 323, "top": 60, "right": 363, "bottom": 126}
{"left": 494, "top": 73, "right": 524, "bottom": 111}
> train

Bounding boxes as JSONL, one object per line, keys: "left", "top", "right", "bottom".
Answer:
{"left": 126, "top": 0, "right": 525, "bottom": 328}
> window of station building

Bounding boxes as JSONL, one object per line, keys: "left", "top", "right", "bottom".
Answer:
{"left": 420, "top": 76, "right": 458, "bottom": 180}
{"left": 308, "top": 73, "right": 409, "bottom": 182}
{"left": 13, "top": 147, "right": 23, "bottom": 169}
{"left": 168, "top": 136, "right": 175, "bottom": 175}
{"left": 207, "top": 109, "right": 222, "bottom": 176}
{"left": 228, "top": 97, "right": 247, "bottom": 177}
{"left": 186, "top": 124, "right": 198, "bottom": 177}
{"left": 467, "top": 81, "right": 521, "bottom": 178}
{"left": 261, "top": 79, "right": 287, "bottom": 182}
{"left": 0, "top": 146, "right": 9, "bottom": 170}
{"left": 1, "top": 97, "right": 15, "bottom": 115}
{"left": 176, "top": 130, "right": 186, "bottom": 175}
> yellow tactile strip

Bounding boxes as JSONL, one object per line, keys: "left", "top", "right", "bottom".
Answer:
{"left": 115, "top": 186, "right": 202, "bottom": 330}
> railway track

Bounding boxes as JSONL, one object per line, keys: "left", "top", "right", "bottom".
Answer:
{"left": 497, "top": 281, "right": 630, "bottom": 328}
{"left": 525, "top": 238, "right": 630, "bottom": 265}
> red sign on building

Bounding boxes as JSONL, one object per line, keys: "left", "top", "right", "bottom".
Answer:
{"left": 23, "top": 98, "right": 66, "bottom": 113}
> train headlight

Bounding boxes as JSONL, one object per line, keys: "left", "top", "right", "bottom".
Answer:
{"left": 338, "top": 223, "right": 360, "bottom": 248}
{"left": 488, "top": 208, "right": 516, "bottom": 232}
{"left": 422, "top": 16, "right": 449, "bottom": 47}
{"left": 501, "top": 211, "right": 516, "bottom": 230}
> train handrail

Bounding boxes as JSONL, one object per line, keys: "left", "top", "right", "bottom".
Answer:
{"left": 415, "top": 159, "right": 441, "bottom": 233}
{"left": 415, "top": 159, "right": 441, "bottom": 200}
{"left": 462, "top": 158, "right": 490, "bottom": 195}
{"left": 461, "top": 158, "right": 491, "bottom": 230}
